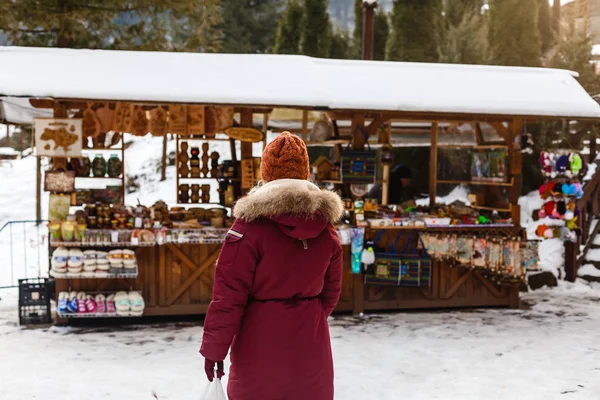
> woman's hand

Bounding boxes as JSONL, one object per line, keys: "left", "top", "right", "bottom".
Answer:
{"left": 204, "top": 359, "right": 225, "bottom": 382}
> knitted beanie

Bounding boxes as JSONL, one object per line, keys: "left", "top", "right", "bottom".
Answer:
{"left": 261, "top": 131, "right": 310, "bottom": 182}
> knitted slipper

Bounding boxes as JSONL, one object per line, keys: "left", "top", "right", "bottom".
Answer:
{"left": 66, "top": 291, "right": 78, "bottom": 313}
{"left": 95, "top": 294, "right": 106, "bottom": 313}
{"left": 57, "top": 292, "right": 69, "bottom": 314}
{"left": 106, "top": 294, "right": 116, "bottom": 314}
{"left": 85, "top": 295, "right": 97, "bottom": 313}
{"left": 77, "top": 292, "right": 87, "bottom": 313}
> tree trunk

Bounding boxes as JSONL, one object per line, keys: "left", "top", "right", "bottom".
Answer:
{"left": 553, "top": 0, "right": 561, "bottom": 37}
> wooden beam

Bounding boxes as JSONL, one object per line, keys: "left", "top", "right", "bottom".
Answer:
{"left": 350, "top": 113, "right": 366, "bottom": 150}
{"left": 262, "top": 113, "right": 269, "bottom": 151}
{"left": 490, "top": 122, "right": 510, "bottom": 143}
{"left": 474, "top": 122, "right": 484, "bottom": 145}
{"left": 441, "top": 270, "right": 472, "bottom": 299}
{"left": 430, "top": 122, "right": 438, "bottom": 207}
{"left": 509, "top": 118, "right": 523, "bottom": 225}
{"left": 240, "top": 108, "right": 253, "bottom": 160}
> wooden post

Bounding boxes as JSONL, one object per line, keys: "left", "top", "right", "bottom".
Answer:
{"left": 262, "top": 113, "right": 269, "bottom": 151}
{"left": 362, "top": 1, "right": 377, "bottom": 61}
{"left": 429, "top": 122, "right": 438, "bottom": 207}
{"left": 301, "top": 110, "right": 308, "bottom": 143}
{"left": 382, "top": 165, "right": 390, "bottom": 206}
{"left": 564, "top": 237, "right": 580, "bottom": 282}
{"left": 240, "top": 108, "right": 253, "bottom": 160}
{"left": 509, "top": 118, "right": 523, "bottom": 226}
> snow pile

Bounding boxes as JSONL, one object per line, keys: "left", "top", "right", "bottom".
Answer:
{"left": 584, "top": 248, "right": 600, "bottom": 262}
{"left": 578, "top": 264, "right": 600, "bottom": 278}
{"left": 0, "top": 147, "right": 19, "bottom": 156}
{"left": 415, "top": 185, "right": 470, "bottom": 206}
{"left": 0, "top": 280, "right": 599, "bottom": 399}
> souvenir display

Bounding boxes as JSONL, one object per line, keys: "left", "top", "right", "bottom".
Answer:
{"left": 201, "top": 142, "right": 210, "bottom": 177}
{"left": 82, "top": 103, "right": 101, "bottom": 139}
{"left": 56, "top": 290, "right": 144, "bottom": 317}
{"left": 149, "top": 106, "right": 168, "bottom": 137}
{"left": 419, "top": 233, "right": 539, "bottom": 283}
{"left": 191, "top": 184, "right": 201, "bottom": 203}
{"left": 471, "top": 150, "right": 508, "bottom": 182}
{"left": 201, "top": 184, "right": 211, "bottom": 203}
{"left": 169, "top": 105, "right": 188, "bottom": 135}
{"left": 210, "top": 152, "right": 220, "bottom": 178}
{"left": 69, "top": 157, "right": 91, "bottom": 177}
{"left": 179, "top": 141, "right": 190, "bottom": 178}
{"left": 190, "top": 147, "right": 201, "bottom": 178}
{"left": 341, "top": 127, "right": 377, "bottom": 184}
{"left": 131, "top": 106, "right": 148, "bottom": 136}
{"left": 350, "top": 228, "right": 365, "bottom": 274}
{"left": 45, "top": 170, "right": 76, "bottom": 193}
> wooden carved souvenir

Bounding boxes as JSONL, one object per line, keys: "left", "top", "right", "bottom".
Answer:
{"left": 95, "top": 103, "right": 114, "bottom": 133}
{"left": 204, "top": 106, "right": 218, "bottom": 137}
{"left": 241, "top": 159, "right": 255, "bottom": 189}
{"left": 190, "top": 146, "right": 201, "bottom": 178}
{"left": 179, "top": 141, "right": 190, "bottom": 178}
{"left": 210, "top": 152, "right": 220, "bottom": 178}
{"left": 190, "top": 184, "right": 201, "bottom": 203}
{"left": 201, "top": 184, "right": 210, "bottom": 203}
{"left": 113, "top": 103, "right": 134, "bottom": 132}
{"left": 82, "top": 103, "right": 101, "bottom": 139}
{"left": 169, "top": 105, "right": 188, "bottom": 135}
{"left": 216, "top": 106, "right": 234, "bottom": 131}
{"left": 149, "top": 106, "right": 168, "bottom": 137}
{"left": 201, "top": 143, "right": 210, "bottom": 177}
{"left": 44, "top": 170, "right": 75, "bottom": 193}
{"left": 253, "top": 158, "right": 261, "bottom": 180}
{"left": 512, "top": 241, "right": 521, "bottom": 277}
{"left": 224, "top": 127, "right": 264, "bottom": 143}
{"left": 179, "top": 184, "right": 190, "bottom": 204}
{"left": 490, "top": 242, "right": 502, "bottom": 272}
{"left": 131, "top": 106, "right": 148, "bottom": 136}
{"left": 188, "top": 106, "right": 205, "bottom": 135}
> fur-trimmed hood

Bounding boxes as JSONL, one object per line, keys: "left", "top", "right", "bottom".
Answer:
{"left": 233, "top": 179, "right": 344, "bottom": 224}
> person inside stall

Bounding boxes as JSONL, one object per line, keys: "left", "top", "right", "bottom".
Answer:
{"left": 368, "top": 164, "right": 416, "bottom": 207}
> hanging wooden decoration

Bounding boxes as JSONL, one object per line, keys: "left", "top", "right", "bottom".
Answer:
{"left": 216, "top": 106, "right": 234, "bottom": 131}
{"left": 82, "top": 103, "right": 101, "bottom": 139}
{"left": 95, "top": 103, "right": 114, "bottom": 133}
{"left": 113, "top": 103, "right": 134, "bottom": 132}
{"left": 341, "top": 126, "right": 377, "bottom": 184}
{"left": 241, "top": 159, "right": 255, "bottom": 189}
{"left": 224, "top": 127, "right": 264, "bottom": 143}
{"left": 188, "top": 105, "right": 205, "bottom": 135}
{"left": 131, "top": 106, "right": 148, "bottom": 136}
{"left": 204, "top": 106, "right": 218, "bottom": 137}
{"left": 169, "top": 105, "right": 188, "bottom": 135}
{"left": 149, "top": 106, "right": 168, "bottom": 137}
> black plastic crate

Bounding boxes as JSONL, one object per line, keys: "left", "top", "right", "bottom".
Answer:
{"left": 18, "top": 278, "right": 52, "bottom": 325}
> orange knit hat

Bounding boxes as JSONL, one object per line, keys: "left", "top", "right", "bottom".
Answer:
{"left": 261, "top": 131, "right": 310, "bottom": 182}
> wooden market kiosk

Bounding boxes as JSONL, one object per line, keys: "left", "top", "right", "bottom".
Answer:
{"left": 1, "top": 46, "right": 600, "bottom": 321}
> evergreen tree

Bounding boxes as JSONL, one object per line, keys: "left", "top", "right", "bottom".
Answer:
{"left": 220, "top": 0, "right": 283, "bottom": 53}
{"left": 439, "top": 4, "right": 488, "bottom": 64}
{"left": 373, "top": 9, "right": 390, "bottom": 61}
{"left": 0, "top": 0, "right": 223, "bottom": 52}
{"left": 446, "top": 0, "right": 481, "bottom": 26}
{"left": 301, "top": 0, "right": 331, "bottom": 57}
{"left": 329, "top": 29, "right": 350, "bottom": 59}
{"left": 537, "top": 0, "right": 554, "bottom": 55}
{"left": 387, "top": 0, "right": 442, "bottom": 62}
{"left": 274, "top": 0, "right": 304, "bottom": 54}
{"left": 488, "top": 0, "right": 542, "bottom": 67}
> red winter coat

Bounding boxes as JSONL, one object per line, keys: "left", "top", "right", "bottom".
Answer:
{"left": 200, "top": 179, "right": 344, "bottom": 400}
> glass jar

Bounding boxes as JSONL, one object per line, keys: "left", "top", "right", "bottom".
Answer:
{"left": 107, "top": 154, "right": 122, "bottom": 178}
{"left": 92, "top": 155, "right": 107, "bottom": 177}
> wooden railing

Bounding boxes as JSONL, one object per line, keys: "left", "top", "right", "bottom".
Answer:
{"left": 565, "top": 165, "right": 600, "bottom": 281}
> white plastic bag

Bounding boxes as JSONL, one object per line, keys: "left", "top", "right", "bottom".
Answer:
{"left": 200, "top": 378, "right": 227, "bottom": 400}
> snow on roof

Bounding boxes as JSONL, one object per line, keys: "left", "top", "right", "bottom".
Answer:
{"left": 0, "top": 46, "right": 599, "bottom": 120}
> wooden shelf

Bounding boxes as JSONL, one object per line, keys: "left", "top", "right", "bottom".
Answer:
{"left": 178, "top": 137, "right": 231, "bottom": 142}
{"left": 437, "top": 178, "right": 513, "bottom": 187}
{"left": 175, "top": 202, "right": 231, "bottom": 207}
{"left": 76, "top": 176, "right": 122, "bottom": 180}
{"left": 317, "top": 180, "right": 344, "bottom": 184}
{"left": 367, "top": 224, "right": 514, "bottom": 230}
{"left": 437, "top": 145, "right": 508, "bottom": 149}
{"left": 178, "top": 177, "right": 240, "bottom": 181}
{"left": 470, "top": 205, "right": 512, "bottom": 212}
{"left": 82, "top": 148, "right": 123, "bottom": 152}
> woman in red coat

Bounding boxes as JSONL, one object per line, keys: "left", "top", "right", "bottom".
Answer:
{"left": 200, "top": 132, "right": 344, "bottom": 400}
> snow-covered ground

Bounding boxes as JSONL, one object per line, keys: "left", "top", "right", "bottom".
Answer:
{"left": 1, "top": 281, "right": 600, "bottom": 400}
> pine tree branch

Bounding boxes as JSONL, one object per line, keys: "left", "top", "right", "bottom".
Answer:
{"left": 71, "top": 4, "right": 141, "bottom": 13}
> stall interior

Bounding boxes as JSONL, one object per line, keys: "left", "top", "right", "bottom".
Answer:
{"left": 32, "top": 100, "right": 540, "bottom": 320}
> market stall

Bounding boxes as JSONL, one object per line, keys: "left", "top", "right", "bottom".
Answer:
{"left": 1, "top": 46, "right": 600, "bottom": 322}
